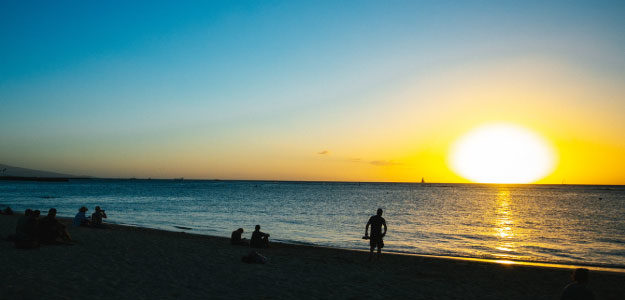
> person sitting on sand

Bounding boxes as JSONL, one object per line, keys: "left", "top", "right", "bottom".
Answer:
{"left": 241, "top": 250, "right": 268, "bottom": 264}
{"left": 73, "top": 206, "right": 91, "bottom": 227}
{"left": 91, "top": 206, "right": 108, "bottom": 228}
{"left": 561, "top": 268, "right": 594, "bottom": 300}
{"left": 364, "top": 208, "right": 387, "bottom": 261}
{"left": 14, "top": 209, "right": 39, "bottom": 249}
{"left": 0, "top": 206, "right": 13, "bottom": 215}
{"left": 250, "top": 225, "right": 270, "bottom": 249}
{"left": 231, "top": 228, "right": 247, "bottom": 245}
{"left": 38, "top": 208, "right": 73, "bottom": 244}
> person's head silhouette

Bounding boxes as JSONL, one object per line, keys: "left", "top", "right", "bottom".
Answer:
{"left": 377, "top": 208, "right": 383, "bottom": 216}
{"left": 255, "top": 225, "right": 260, "bottom": 231}
{"left": 573, "top": 268, "right": 589, "bottom": 284}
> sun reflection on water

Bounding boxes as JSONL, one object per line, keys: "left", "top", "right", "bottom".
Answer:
{"left": 494, "top": 189, "right": 516, "bottom": 258}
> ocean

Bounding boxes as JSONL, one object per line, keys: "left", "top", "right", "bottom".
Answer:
{"left": 1, "top": 179, "right": 624, "bottom": 268}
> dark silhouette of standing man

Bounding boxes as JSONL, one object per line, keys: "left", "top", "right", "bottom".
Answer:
{"left": 364, "top": 208, "right": 387, "bottom": 261}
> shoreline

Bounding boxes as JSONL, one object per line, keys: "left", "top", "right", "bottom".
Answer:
{"left": 4, "top": 208, "right": 624, "bottom": 273}
{"left": 102, "top": 219, "right": 625, "bottom": 274}
{"left": 2, "top": 213, "right": 624, "bottom": 299}
{"left": 11, "top": 211, "right": 625, "bottom": 274}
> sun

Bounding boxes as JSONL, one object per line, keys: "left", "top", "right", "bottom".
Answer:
{"left": 449, "top": 123, "right": 556, "bottom": 183}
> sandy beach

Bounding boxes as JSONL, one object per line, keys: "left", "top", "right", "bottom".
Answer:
{"left": 1, "top": 214, "right": 623, "bottom": 300}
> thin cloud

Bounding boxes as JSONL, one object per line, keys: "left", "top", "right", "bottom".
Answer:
{"left": 369, "top": 160, "right": 402, "bottom": 166}
{"left": 318, "top": 150, "right": 329, "bottom": 155}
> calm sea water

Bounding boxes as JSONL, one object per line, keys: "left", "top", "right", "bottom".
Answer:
{"left": 1, "top": 180, "right": 624, "bottom": 268}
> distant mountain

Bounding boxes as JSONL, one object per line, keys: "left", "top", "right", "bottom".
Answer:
{"left": 0, "top": 163, "right": 77, "bottom": 178}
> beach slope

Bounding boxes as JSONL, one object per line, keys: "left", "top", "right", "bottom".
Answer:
{"left": 1, "top": 214, "right": 623, "bottom": 299}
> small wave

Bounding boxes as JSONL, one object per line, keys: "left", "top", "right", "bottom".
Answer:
{"left": 453, "top": 233, "right": 496, "bottom": 241}
{"left": 521, "top": 245, "right": 582, "bottom": 260}
{"left": 274, "top": 239, "right": 317, "bottom": 246}
{"left": 38, "top": 195, "right": 58, "bottom": 199}
{"left": 277, "top": 218, "right": 306, "bottom": 225}
{"left": 173, "top": 225, "right": 193, "bottom": 230}
{"left": 522, "top": 245, "right": 564, "bottom": 253}
{"left": 595, "top": 249, "right": 625, "bottom": 256}
{"left": 596, "top": 238, "right": 625, "bottom": 244}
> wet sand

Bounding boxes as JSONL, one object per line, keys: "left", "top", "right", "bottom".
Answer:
{"left": 1, "top": 214, "right": 623, "bottom": 299}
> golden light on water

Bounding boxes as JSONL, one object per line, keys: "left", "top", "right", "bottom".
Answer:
{"left": 494, "top": 189, "right": 516, "bottom": 258}
{"left": 449, "top": 123, "right": 556, "bottom": 183}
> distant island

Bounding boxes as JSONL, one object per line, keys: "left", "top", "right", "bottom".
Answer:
{"left": 0, "top": 163, "right": 90, "bottom": 182}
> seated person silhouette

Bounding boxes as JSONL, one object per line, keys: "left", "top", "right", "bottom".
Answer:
{"left": 250, "top": 225, "right": 270, "bottom": 249}
{"left": 561, "top": 268, "right": 594, "bottom": 300}
{"left": 1, "top": 206, "right": 14, "bottom": 215}
{"left": 241, "top": 250, "right": 268, "bottom": 264}
{"left": 91, "top": 206, "right": 108, "bottom": 229}
{"left": 38, "top": 208, "right": 73, "bottom": 244}
{"left": 231, "top": 228, "right": 247, "bottom": 245}
{"left": 14, "top": 209, "right": 39, "bottom": 249}
{"left": 73, "top": 206, "right": 91, "bottom": 227}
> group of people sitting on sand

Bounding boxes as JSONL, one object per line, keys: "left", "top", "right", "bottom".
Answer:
{"left": 231, "top": 224, "right": 270, "bottom": 248}
{"left": 232, "top": 225, "right": 272, "bottom": 264}
{"left": 5, "top": 205, "right": 108, "bottom": 249}
{"left": 73, "top": 206, "right": 107, "bottom": 228}
{"left": 10, "top": 208, "right": 73, "bottom": 248}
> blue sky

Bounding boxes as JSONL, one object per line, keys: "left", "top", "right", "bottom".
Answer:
{"left": 1, "top": 1, "right": 624, "bottom": 182}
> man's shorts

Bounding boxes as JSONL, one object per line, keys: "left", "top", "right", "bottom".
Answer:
{"left": 370, "top": 236, "right": 384, "bottom": 249}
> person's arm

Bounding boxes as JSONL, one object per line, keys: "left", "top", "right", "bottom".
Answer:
{"left": 102, "top": 211, "right": 107, "bottom": 219}
{"left": 365, "top": 220, "right": 371, "bottom": 237}
{"left": 382, "top": 220, "right": 387, "bottom": 237}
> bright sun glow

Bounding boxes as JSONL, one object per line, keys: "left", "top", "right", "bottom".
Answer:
{"left": 450, "top": 123, "right": 556, "bottom": 183}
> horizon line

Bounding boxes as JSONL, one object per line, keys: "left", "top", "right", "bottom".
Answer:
{"left": 2, "top": 175, "right": 622, "bottom": 186}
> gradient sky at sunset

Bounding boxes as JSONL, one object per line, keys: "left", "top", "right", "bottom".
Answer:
{"left": 1, "top": 1, "right": 624, "bottom": 184}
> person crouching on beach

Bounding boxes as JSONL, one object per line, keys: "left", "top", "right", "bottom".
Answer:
{"left": 38, "top": 208, "right": 73, "bottom": 244}
{"left": 91, "top": 206, "right": 108, "bottom": 229}
{"left": 561, "top": 268, "right": 594, "bottom": 300}
{"left": 250, "top": 225, "right": 270, "bottom": 248}
{"left": 73, "top": 206, "right": 91, "bottom": 227}
{"left": 231, "top": 228, "right": 247, "bottom": 245}
{"left": 364, "top": 208, "right": 387, "bottom": 261}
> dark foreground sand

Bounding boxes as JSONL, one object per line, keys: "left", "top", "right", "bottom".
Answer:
{"left": 1, "top": 214, "right": 623, "bottom": 300}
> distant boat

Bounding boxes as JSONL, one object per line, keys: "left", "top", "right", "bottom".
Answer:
{"left": 421, "top": 177, "right": 425, "bottom": 184}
